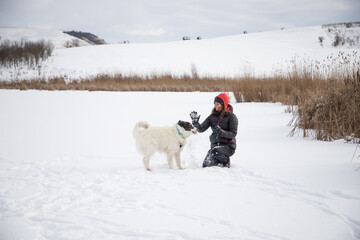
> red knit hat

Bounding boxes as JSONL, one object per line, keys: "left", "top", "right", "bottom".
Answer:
{"left": 214, "top": 93, "right": 229, "bottom": 109}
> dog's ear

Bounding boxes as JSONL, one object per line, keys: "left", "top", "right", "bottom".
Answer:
{"left": 177, "top": 120, "right": 183, "bottom": 125}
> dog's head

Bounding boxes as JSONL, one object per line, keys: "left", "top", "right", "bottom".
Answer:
{"left": 177, "top": 120, "right": 198, "bottom": 137}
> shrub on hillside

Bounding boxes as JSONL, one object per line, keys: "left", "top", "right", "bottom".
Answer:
{"left": 333, "top": 34, "right": 343, "bottom": 47}
{"left": 64, "top": 39, "right": 80, "bottom": 48}
{"left": 323, "top": 22, "right": 360, "bottom": 48}
{"left": 0, "top": 38, "right": 54, "bottom": 68}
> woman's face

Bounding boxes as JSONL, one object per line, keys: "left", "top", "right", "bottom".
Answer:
{"left": 214, "top": 102, "right": 223, "bottom": 112}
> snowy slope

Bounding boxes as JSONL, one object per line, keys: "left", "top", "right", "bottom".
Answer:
{"left": 0, "top": 90, "right": 359, "bottom": 240}
{"left": 0, "top": 27, "right": 91, "bottom": 48}
{"left": 1, "top": 25, "right": 359, "bottom": 81}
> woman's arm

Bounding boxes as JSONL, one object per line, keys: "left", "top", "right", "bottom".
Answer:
{"left": 220, "top": 114, "right": 238, "bottom": 139}
{"left": 193, "top": 115, "right": 211, "bottom": 133}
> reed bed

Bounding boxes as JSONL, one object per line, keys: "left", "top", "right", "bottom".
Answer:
{"left": 1, "top": 52, "right": 359, "bottom": 143}
{"left": 288, "top": 71, "right": 360, "bottom": 143}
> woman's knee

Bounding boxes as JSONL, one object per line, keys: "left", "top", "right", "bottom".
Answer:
{"left": 210, "top": 147, "right": 230, "bottom": 164}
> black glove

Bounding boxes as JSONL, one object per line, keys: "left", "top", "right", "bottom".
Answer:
{"left": 189, "top": 111, "right": 201, "bottom": 124}
{"left": 213, "top": 125, "right": 223, "bottom": 135}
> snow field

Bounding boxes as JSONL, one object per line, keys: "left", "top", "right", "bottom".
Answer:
{"left": 0, "top": 90, "right": 359, "bottom": 240}
{"left": 1, "top": 25, "right": 359, "bottom": 81}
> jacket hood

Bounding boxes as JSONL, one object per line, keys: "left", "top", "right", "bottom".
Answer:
{"left": 227, "top": 104, "right": 233, "bottom": 113}
{"left": 214, "top": 93, "right": 229, "bottom": 108}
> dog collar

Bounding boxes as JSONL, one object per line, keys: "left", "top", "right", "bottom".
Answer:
{"left": 176, "top": 125, "right": 185, "bottom": 139}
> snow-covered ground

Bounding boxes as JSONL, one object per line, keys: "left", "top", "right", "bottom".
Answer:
{"left": 0, "top": 90, "right": 359, "bottom": 240}
{"left": 1, "top": 25, "right": 359, "bottom": 81}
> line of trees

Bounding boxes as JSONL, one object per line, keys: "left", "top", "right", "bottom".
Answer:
{"left": 0, "top": 38, "right": 54, "bottom": 68}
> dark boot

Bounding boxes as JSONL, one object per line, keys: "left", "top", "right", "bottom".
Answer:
{"left": 222, "top": 160, "right": 231, "bottom": 168}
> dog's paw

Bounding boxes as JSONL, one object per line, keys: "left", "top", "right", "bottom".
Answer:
{"left": 146, "top": 168, "right": 152, "bottom": 171}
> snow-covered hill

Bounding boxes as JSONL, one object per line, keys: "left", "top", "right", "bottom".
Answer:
{"left": 1, "top": 24, "right": 359, "bottom": 81}
{"left": 0, "top": 27, "right": 91, "bottom": 48}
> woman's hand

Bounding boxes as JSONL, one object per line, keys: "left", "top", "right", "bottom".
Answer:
{"left": 213, "top": 125, "right": 223, "bottom": 135}
{"left": 190, "top": 111, "right": 201, "bottom": 124}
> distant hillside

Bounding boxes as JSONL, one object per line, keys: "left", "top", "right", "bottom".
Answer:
{"left": 0, "top": 27, "right": 91, "bottom": 48}
{"left": 322, "top": 22, "right": 360, "bottom": 47}
{"left": 1, "top": 24, "right": 359, "bottom": 81}
{"left": 64, "top": 31, "right": 107, "bottom": 45}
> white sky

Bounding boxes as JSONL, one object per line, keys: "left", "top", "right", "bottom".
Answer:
{"left": 0, "top": 0, "right": 359, "bottom": 43}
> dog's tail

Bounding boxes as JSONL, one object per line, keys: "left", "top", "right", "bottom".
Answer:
{"left": 133, "top": 121, "right": 149, "bottom": 139}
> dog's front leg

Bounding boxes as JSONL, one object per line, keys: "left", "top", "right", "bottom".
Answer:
{"left": 167, "top": 154, "right": 174, "bottom": 169}
{"left": 143, "top": 156, "right": 151, "bottom": 171}
{"left": 175, "top": 152, "right": 184, "bottom": 170}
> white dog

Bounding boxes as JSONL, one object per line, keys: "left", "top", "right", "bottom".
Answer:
{"left": 133, "top": 120, "right": 197, "bottom": 171}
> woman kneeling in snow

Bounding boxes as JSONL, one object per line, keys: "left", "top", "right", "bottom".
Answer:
{"left": 190, "top": 93, "right": 238, "bottom": 168}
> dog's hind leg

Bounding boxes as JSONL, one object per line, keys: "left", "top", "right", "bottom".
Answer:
{"left": 174, "top": 152, "right": 184, "bottom": 170}
{"left": 143, "top": 156, "right": 151, "bottom": 171}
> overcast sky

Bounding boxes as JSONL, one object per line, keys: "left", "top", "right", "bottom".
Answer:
{"left": 1, "top": 0, "right": 359, "bottom": 43}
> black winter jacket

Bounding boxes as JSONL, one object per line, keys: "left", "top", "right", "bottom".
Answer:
{"left": 193, "top": 104, "right": 238, "bottom": 151}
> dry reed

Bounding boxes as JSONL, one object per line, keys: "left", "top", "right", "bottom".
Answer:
{"left": 1, "top": 52, "right": 359, "bottom": 143}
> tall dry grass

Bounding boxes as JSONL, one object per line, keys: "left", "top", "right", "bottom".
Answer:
{"left": 283, "top": 51, "right": 360, "bottom": 143}
{"left": 0, "top": 51, "right": 359, "bottom": 143}
{"left": 288, "top": 70, "right": 360, "bottom": 143}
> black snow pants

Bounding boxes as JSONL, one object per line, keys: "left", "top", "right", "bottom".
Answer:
{"left": 202, "top": 145, "right": 234, "bottom": 168}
